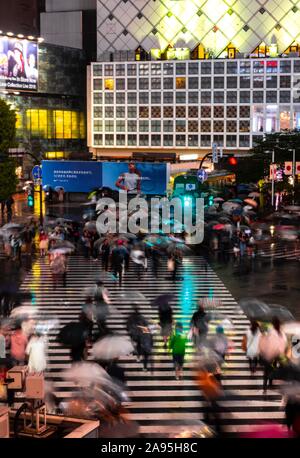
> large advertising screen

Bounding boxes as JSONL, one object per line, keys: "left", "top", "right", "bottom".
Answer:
{"left": 102, "top": 162, "right": 169, "bottom": 195}
{"left": 0, "top": 36, "right": 38, "bottom": 91}
{"left": 42, "top": 161, "right": 103, "bottom": 193}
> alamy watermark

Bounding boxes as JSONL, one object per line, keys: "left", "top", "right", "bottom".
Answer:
{"left": 96, "top": 192, "right": 204, "bottom": 244}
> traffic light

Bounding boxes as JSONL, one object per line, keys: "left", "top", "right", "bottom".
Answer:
{"left": 27, "top": 187, "right": 34, "bottom": 207}
{"left": 228, "top": 156, "right": 238, "bottom": 166}
{"left": 183, "top": 195, "right": 192, "bottom": 208}
{"left": 214, "top": 154, "right": 238, "bottom": 171}
{"left": 208, "top": 195, "right": 214, "bottom": 206}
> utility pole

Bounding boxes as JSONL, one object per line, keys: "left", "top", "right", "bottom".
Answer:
{"left": 271, "top": 150, "right": 275, "bottom": 208}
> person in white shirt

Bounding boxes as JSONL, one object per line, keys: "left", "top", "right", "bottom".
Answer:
{"left": 115, "top": 163, "right": 141, "bottom": 194}
{"left": 245, "top": 321, "right": 262, "bottom": 374}
{"left": 26, "top": 332, "right": 48, "bottom": 374}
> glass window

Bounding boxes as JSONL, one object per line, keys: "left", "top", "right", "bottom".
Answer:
{"left": 227, "top": 62, "right": 238, "bottom": 74}
{"left": 226, "top": 135, "right": 237, "bottom": 147}
{"left": 163, "top": 92, "right": 173, "bottom": 103}
{"left": 116, "top": 120, "right": 125, "bottom": 132}
{"left": 140, "top": 106, "right": 149, "bottom": 118}
{"left": 139, "top": 64, "right": 149, "bottom": 75}
{"left": 201, "top": 62, "right": 211, "bottom": 74}
{"left": 188, "top": 62, "right": 198, "bottom": 74}
{"left": 239, "top": 135, "right": 250, "bottom": 147}
{"left": 214, "top": 62, "right": 224, "bottom": 74}
{"left": 105, "top": 134, "right": 114, "bottom": 145}
{"left": 116, "top": 93, "right": 125, "bottom": 104}
{"left": 266, "top": 61, "right": 278, "bottom": 73}
{"left": 151, "top": 92, "right": 161, "bottom": 104}
{"left": 239, "top": 120, "right": 250, "bottom": 132}
{"left": 164, "top": 134, "right": 173, "bottom": 146}
{"left": 201, "top": 106, "right": 211, "bottom": 118}
{"left": 240, "top": 106, "right": 250, "bottom": 118}
{"left": 94, "top": 106, "right": 103, "bottom": 118}
{"left": 93, "top": 65, "right": 102, "bottom": 76}
{"left": 201, "top": 77, "right": 211, "bottom": 89}
{"left": 127, "top": 107, "right": 137, "bottom": 118}
{"left": 214, "top": 77, "right": 224, "bottom": 89}
{"left": 294, "top": 61, "right": 300, "bottom": 73}
{"left": 116, "top": 107, "right": 125, "bottom": 118}
{"left": 266, "top": 76, "right": 277, "bottom": 88}
{"left": 104, "top": 64, "right": 113, "bottom": 76}
{"left": 188, "top": 135, "right": 198, "bottom": 146}
{"left": 151, "top": 78, "right": 161, "bottom": 89}
{"left": 240, "top": 61, "right": 251, "bottom": 74}
{"left": 188, "top": 92, "right": 198, "bottom": 104}
{"left": 176, "top": 92, "right": 186, "bottom": 103}
{"left": 176, "top": 77, "right": 186, "bottom": 89}
{"left": 252, "top": 106, "right": 264, "bottom": 132}
{"left": 226, "top": 106, "right": 237, "bottom": 118}
{"left": 139, "top": 134, "right": 149, "bottom": 145}
{"left": 201, "top": 91, "right": 211, "bottom": 103}
{"left": 151, "top": 120, "right": 161, "bottom": 132}
{"left": 163, "top": 120, "right": 173, "bottom": 132}
{"left": 104, "top": 78, "right": 114, "bottom": 90}
{"left": 93, "top": 120, "right": 103, "bottom": 132}
{"left": 104, "top": 94, "right": 114, "bottom": 105}
{"left": 139, "top": 120, "right": 149, "bottom": 132}
{"left": 293, "top": 107, "right": 300, "bottom": 129}
{"left": 116, "top": 134, "right": 125, "bottom": 145}
{"left": 164, "top": 78, "right": 173, "bottom": 89}
{"left": 104, "top": 106, "right": 114, "bottom": 118}
{"left": 163, "top": 63, "right": 174, "bottom": 75}
{"left": 253, "top": 76, "right": 264, "bottom": 88}
{"left": 93, "top": 93, "right": 103, "bottom": 104}
{"left": 189, "top": 77, "right": 198, "bottom": 89}
{"left": 226, "top": 120, "right": 237, "bottom": 132}
{"left": 188, "top": 120, "right": 198, "bottom": 132}
{"left": 213, "top": 135, "right": 223, "bottom": 146}
{"left": 294, "top": 76, "right": 300, "bottom": 89}
{"left": 151, "top": 134, "right": 161, "bottom": 146}
{"left": 139, "top": 78, "right": 149, "bottom": 90}
{"left": 226, "top": 91, "right": 237, "bottom": 103}
{"left": 240, "top": 76, "right": 250, "bottom": 88}
{"left": 280, "top": 108, "right": 290, "bottom": 130}
{"left": 105, "top": 120, "right": 114, "bottom": 132}
{"left": 128, "top": 78, "right": 137, "bottom": 90}
{"left": 164, "top": 106, "right": 173, "bottom": 117}
{"left": 280, "top": 61, "right": 291, "bottom": 73}
{"left": 253, "top": 61, "right": 264, "bottom": 73}
{"left": 116, "top": 64, "right": 125, "bottom": 76}
{"left": 214, "top": 106, "right": 224, "bottom": 118}
{"left": 253, "top": 91, "right": 264, "bottom": 103}
{"left": 94, "top": 134, "right": 102, "bottom": 145}
{"left": 128, "top": 134, "right": 137, "bottom": 145}
{"left": 139, "top": 92, "right": 149, "bottom": 104}
{"left": 176, "top": 135, "right": 186, "bottom": 146}
{"left": 176, "top": 120, "right": 186, "bottom": 132}
{"left": 201, "top": 120, "right": 211, "bottom": 132}
{"left": 293, "top": 91, "right": 300, "bottom": 103}
{"left": 151, "top": 63, "right": 161, "bottom": 75}
{"left": 240, "top": 91, "right": 250, "bottom": 103}
{"left": 279, "top": 91, "right": 291, "bottom": 103}
{"left": 188, "top": 106, "right": 198, "bottom": 117}
{"left": 265, "top": 105, "right": 278, "bottom": 132}
{"left": 127, "top": 92, "right": 137, "bottom": 104}
{"left": 128, "top": 120, "right": 137, "bottom": 132}
{"left": 213, "top": 120, "right": 224, "bottom": 132}
{"left": 201, "top": 135, "right": 211, "bottom": 146}
{"left": 227, "top": 77, "right": 237, "bottom": 88}
{"left": 94, "top": 79, "right": 102, "bottom": 90}
{"left": 280, "top": 76, "right": 291, "bottom": 88}
{"left": 176, "top": 63, "right": 186, "bottom": 75}
{"left": 127, "top": 64, "right": 137, "bottom": 76}
{"left": 214, "top": 91, "right": 224, "bottom": 103}
{"left": 266, "top": 91, "right": 277, "bottom": 103}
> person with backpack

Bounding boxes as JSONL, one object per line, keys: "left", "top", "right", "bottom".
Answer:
{"left": 111, "top": 241, "right": 127, "bottom": 285}
{"left": 168, "top": 323, "right": 188, "bottom": 380}
{"left": 136, "top": 325, "right": 153, "bottom": 372}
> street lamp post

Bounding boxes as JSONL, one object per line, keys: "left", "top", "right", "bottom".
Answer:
{"left": 24, "top": 152, "right": 43, "bottom": 226}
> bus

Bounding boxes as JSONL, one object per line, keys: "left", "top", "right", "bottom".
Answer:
{"left": 171, "top": 170, "right": 236, "bottom": 206}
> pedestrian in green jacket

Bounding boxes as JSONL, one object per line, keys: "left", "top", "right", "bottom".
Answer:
{"left": 168, "top": 323, "right": 188, "bottom": 380}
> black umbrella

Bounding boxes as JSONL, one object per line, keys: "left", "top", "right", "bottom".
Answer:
{"left": 57, "top": 322, "right": 88, "bottom": 346}
{"left": 271, "top": 364, "right": 300, "bottom": 383}
{"left": 151, "top": 294, "right": 176, "bottom": 308}
{"left": 238, "top": 298, "right": 271, "bottom": 321}
{"left": 268, "top": 305, "right": 295, "bottom": 323}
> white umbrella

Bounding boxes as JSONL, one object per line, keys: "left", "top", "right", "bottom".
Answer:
{"left": 248, "top": 192, "right": 260, "bottom": 198}
{"left": 63, "top": 362, "right": 108, "bottom": 384}
{"left": 91, "top": 335, "right": 134, "bottom": 360}
{"left": 282, "top": 322, "right": 300, "bottom": 337}
{"left": 214, "top": 197, "right": 224, "bottom": 202}
{"left": 10, "top": 305, "right": 39, "bottom": 319}
{"left": 244, "top": 198, "right": 258, "bottom": 208}
{"left": 222, "top": 202, "right": 241, "bottom": 212}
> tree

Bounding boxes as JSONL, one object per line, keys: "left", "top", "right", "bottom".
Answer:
{"left": 252, "top": 130, "right": 300, "bottom": 164}
{"left": 0, "top": 99, "right": 18, "bottom": 200}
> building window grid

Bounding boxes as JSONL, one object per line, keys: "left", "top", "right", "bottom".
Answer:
{"left": 92, "top": 60, "right": 298, "bottom": 149}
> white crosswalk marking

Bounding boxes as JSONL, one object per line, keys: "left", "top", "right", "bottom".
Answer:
{"left": 18, "top": 255, "right": 285, "bottom": 437}
{"left": 256, "top": 241, "right": 300, "bottom": 261}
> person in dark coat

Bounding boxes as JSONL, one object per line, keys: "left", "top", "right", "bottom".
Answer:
{"left": 190, "top": 304, "right": 209, "bottom": 346}
{"left": 158, "top": 303, "right": 173, "bottom": 348}
{"left": 101, "top": 239, "right": 111, "bottom": 271}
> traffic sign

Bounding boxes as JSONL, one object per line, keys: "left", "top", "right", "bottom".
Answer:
{"left": 197, "top": 168, "right": 208, "bottom": 183}
{"left": 32, "top": 165, "right": 42, "bottom": 180}
{"left": 212, "top": 143, "right": 218, "bottom": 163}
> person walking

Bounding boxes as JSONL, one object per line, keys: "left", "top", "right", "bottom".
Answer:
{"left": 168, "top": 323, "right": 188, "bottom": 380}
{"left": 158, "top": 302, "right": 173, "bottom": 348}
{"left": 169, "top": 248, "right": 182, "bottom": 283}
{"left": 100, "top": 239, "right": 111, "bottom": 271}
{"left": 10, "top": 326, "right": 28, "bottom": 366}
{"left": 242, "top": 320, "right": 262, "bottom": 374}
{"left": 259, "top": 317, "right": 288, "bottom": 395}
{"left": 50, "top": 254, "right": 67, "bottom": 289}
{"left": 190, "top": 303, "right": 209, "bottom": 347}
{"left": 136, "top": 325, "right": 153, "bottom": 372}
{"left": 26, "top": 332, "right": 47, "bottom": 374}
{"left": 39, "top": 229, "right": 49, "bottom": 257}
{"left": 111, "top": 241, "right": 127, "bottom": 286}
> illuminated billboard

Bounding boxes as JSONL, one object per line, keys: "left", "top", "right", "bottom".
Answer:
{"left": 0, "top": 36, "right": 38, "bottom": 91}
